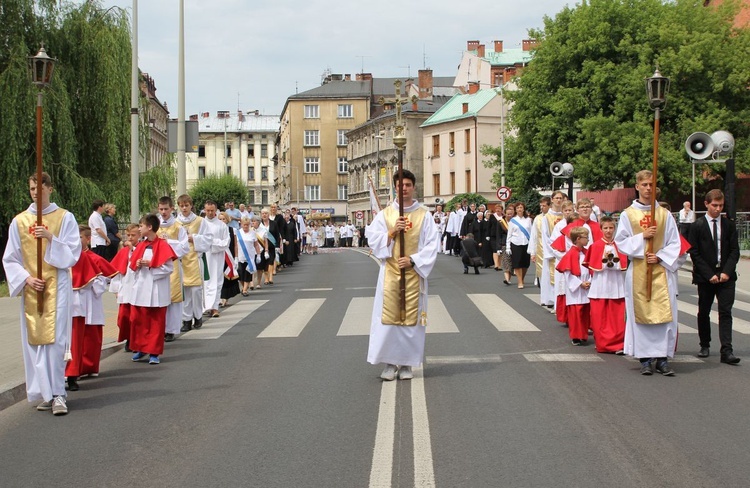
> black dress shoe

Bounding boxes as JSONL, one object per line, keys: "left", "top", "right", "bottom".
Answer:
{"left": 164, "top": 333, "right": 175, "bottom": 342}
{"left": 503, "top": 280, "right": 510, "bottom": 285}
{"left": 720, "top": 354, "right": 741, "bottom": 365}
{"left": 193, "top": 317, "right": 203, "bottom": 329}
{"left": 180, "top": 321, "right": 193, "bottom": 333}
{"left": 67, "top": 377, "right": 80, "bottom": 391}
{"left": 697, "top": 347, "right": 709, "bottom": 358}
{"left": 463, "top": 269, "right": 469, "bottom": 274}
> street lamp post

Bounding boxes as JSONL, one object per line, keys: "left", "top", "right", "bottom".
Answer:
{"left": 29, "top": 44, "right": 56, "bottom": 315}
{"left": 645, "top": 67, "right": 670, "bottom": 301}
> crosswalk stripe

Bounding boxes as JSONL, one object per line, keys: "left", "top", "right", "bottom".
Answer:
{"left": 468, "top": 294, "right": 540, "bottom": 332}
{"left": 524, "top": 353, "right": 603, "bottom": 362}
{"left": 676, "top": 300, "right": 750, "bottom": 334}
{"left": 257, "top": 298, "right": 326, "bottom": 338}
{"left": 336, "top": 296, "right": 459, "bottom": 336}
{"left": 688, "top": 295, "right": 750, "bottom": 314}
{"left": 181, "top": 300, "right": 268, "bottom": 340}
{"left": 427, "top": 355, "right": 503, "bottom": 364}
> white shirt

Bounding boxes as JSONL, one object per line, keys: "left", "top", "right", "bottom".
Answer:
{"left": 680, "top": 209, "right": 696, "bottom": 224}
{"left": 88, "top": 210, "right": 107, "bottom": 248}
{"left": 705, "top": 214, "right": 721, "bottom": 262}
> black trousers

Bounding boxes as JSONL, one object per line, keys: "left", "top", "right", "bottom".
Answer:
{"left": 697, "top": 280, "right": 735, "bottom": 355}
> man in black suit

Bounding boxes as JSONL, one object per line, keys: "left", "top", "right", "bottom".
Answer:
{"left": 688, "top": 189, "right": 740, "bottom": 365}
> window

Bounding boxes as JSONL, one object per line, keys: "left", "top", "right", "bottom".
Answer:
{"left": 198, "top": 145, "right": 206, "bottom": 158}
{"left": 226, "top": 145, "right": 232, "bottom": 157}
{"left": 465, "top": 129, "right": 471, "bottom": 152}
{"left": 261, "top": 190, "right": 268, "bottom": 205}
{"left": 450, "top": 172, "right": 456, "bottom": 194}
{"left": 338, "top": 104, "right": 353, "bottom": 118}
{"left": 304, "top": 157, "right": 320, "bottom": 173}
{"left": 432, "top": 135, "right": 440, "bottom": 157}
{"left": 449, "top": 132, "right": 455, "bottom": 155}
{"left": 338, "top": 185, "right": 348, "bottom": 200}
{"left": 248, "top": 145, "right": 255, "bottom": 158}
{"left": 304, "top": 130, "right": 320, "bottom": 146}
{"left": 305, "top": 185, "right": 321, "bottom": 201}
{"left": 433, "top": 174, "right": 440, "bottom": 195}
{"left": 249, "top": 190, "right": 255, "bottom": 203}
{"left": 304, "top": 105, "right": 319, "bottom": 118}
{"left": 226, "top": 166, "right": 232, "bottom": 175}
{"left": 338, "top": 157, "right": 348, "bottom": 173}
{"left": 261, "top": 144, "right": 268, "bottom": 158}
{"left": 261, "top": 166, "right": 268, "bottom": 180}
{"left": 248, "top": 166, "right": 255, "bottom": 180}
{"left": 465, "top": 170, "right": 471, "bottom": 193}
{"left": 337, "top": 130, "right": 348, "bottom": 146}
{"left": 198, "top": 166, "right": 206, "bottom": 179}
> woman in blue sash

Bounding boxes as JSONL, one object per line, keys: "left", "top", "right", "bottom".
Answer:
{"left": 506, "top": 202, "right": 533, "bottom": 288}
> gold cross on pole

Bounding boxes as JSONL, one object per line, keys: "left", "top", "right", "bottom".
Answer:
{"left": 378, "top": 80, "right": 416, "bottom": 150}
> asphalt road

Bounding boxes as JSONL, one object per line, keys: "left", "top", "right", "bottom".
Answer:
{"left": 0, "top": 249, "right": 748, "bottom": 488}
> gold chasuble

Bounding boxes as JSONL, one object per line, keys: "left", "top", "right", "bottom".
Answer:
{"left": 160, "top": 223, "right": 184, "bottom": 303}
{"left": 181, "top": 216, "right": 204, "bottom": 287}
{"left": 534, "top": 216, "right": 544, "bottom": 278}
{"left": 626, "top": 205, "right": 673, "bottom": 324}
{"left": 545, "top": 212, "right": 562, "bottom": 285}
{"left": 17, "top": 208, "right": 67, "bottom": 345}
{"left": 381, "top": 205, "right": 427, "bottom": 326}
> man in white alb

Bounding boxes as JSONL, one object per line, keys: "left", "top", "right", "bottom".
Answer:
{"left": 202, "top": 200, "right": 230, "bottom": 318}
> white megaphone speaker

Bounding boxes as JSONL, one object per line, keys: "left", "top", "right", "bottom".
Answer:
{"left": 550, "top": 161, "right": 564, "bottom": 176}
{"left": 685, "top": 132, "right": 714, "bottom": 160}
{"left": 435, "top": 197, "right": 444, "bottom": 204}
{"left": 561, "top": 162, "right": 574, "bottom": 177}
{"left": 710, "top": 131, "right": 734, "bottom": 156}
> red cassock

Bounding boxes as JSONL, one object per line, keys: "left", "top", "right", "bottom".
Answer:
{"left": 128, "top": 238, "right": 176, "bottom": 356}
{"left": 556, "top": 246, "right": 589, "bottom": 341}
{"left": 111, "top": 246, "right": 132, "bottom": 342}
{"left": 585, "top": 240, "right": 628, "bottom": 353}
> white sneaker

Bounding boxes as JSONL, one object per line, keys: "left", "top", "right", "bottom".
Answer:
{"left": 52, "top": 396, "right": 68, "bottom": 416}
{"left": 36, "top": 400, "right": 53, "bottom": 411}
{"left": 398, "top": 366, "right": 413, "bottom": 380}
{"left": 380, "top": 364, "right": 397, "bottom": 381}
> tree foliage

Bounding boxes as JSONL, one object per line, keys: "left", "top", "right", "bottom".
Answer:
{"left": 189, "top": 175, "right": 249, "bottom": 212}
{"left": 445, "top": 193, "right": 488, "bottom": 211}
{"left": 484, "top": 0, "right": 750, "bottom": 200}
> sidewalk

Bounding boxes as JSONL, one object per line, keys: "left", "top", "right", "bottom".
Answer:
{"left": 0, "top": 293, "right": 123, "bottom": 411}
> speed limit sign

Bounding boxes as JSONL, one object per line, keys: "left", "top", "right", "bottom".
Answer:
{"left": 496, "top": 186, "right": 512, "bottom": 202}
{"left": 355, "top": 210, "right": 364, "bottom": 220}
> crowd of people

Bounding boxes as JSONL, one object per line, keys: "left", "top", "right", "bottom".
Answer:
{"left": 3, "top": 169, "right": 741, "bottom": 414}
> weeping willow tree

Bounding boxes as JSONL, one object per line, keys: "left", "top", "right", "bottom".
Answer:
{"left": 0, "top": 0, "right": 153, "bottom": 227}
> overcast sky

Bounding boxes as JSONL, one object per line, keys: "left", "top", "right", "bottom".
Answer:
{"left": 89, "top": 0, "right": 574, "bottom": 117}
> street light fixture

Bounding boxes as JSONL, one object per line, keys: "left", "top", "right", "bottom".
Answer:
{"left": 29, "top": 44, "right": 57, "bottom": 315}
{"left": 644, "top": 66, "right": 670, "bottom": 301}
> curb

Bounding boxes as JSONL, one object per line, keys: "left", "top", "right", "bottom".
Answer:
{"left": 0, "top": 340, "right": 125, "bottom": 412}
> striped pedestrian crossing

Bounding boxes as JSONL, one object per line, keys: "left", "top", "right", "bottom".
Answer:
{"left": 181, "top": 300, "right": 268, "bottom": 340}
{"left": 336, "top": 296, "right": 459, "bottom": 336}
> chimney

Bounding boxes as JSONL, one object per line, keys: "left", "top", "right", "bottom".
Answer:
{"left": 462, "top": 102, "right": 469, "bottom": 114}
{"left": 355, "top": 72, "right": 373, "bottom": 81}
{"left": 238, "top": 110, "right": 244, "bottom": 122}
{"left": 467, "top": 40, "right": 480, "bottom": 51}
{"left": 418, "top": 69, "right": 433, "bottom": 99}
{"left": 468, "top": 81, "right": 480, "bottom": 94}
{"left": 344, "top": 74, "right": 351, "bottom": 81}
{"left": 477, "top": 44, "right": 485, "bottom": 58}
{"left": 412, "top": 100, "right": 419, "bottom": 111}
{"left": 522, "top": 39, "right": 539, "bottom": 51}
{"left": 189, "top": 114, "right": 198, "bottom": 121}
{"left": 494, "top": 40, "right": 503, "bottom": 52}
{"left": 201, "top": 112, "right": 209, "bottom": 118}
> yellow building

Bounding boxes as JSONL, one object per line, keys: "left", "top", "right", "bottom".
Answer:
{"left": 278, "top": 77, "right": 370, "bottom": 220}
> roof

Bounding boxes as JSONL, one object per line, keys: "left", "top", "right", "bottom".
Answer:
{"left": 288, "top": 80, "right": 372, "bottom": 100}
{"left": 351, "top": 96, "right": 454, "bottom": 131}
{"left": 197, "top": 112, "right": 280, "bottom": 133}
{"left": 420, "top": 89, "right": 499, "bottom": 128}
{"left": 477, "top": 47, "right": 533, "bottom": 67}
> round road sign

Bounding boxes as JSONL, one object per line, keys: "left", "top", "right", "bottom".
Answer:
{"left": 496, "top": 186, "right": 512, "bottom": 202}
{"left": 355, "top": 211, "right": 364, "bottom": 220}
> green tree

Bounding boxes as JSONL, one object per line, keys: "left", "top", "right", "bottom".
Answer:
{"left": 445, "top": 193, "right": 488, "bottom": 211}
{"left": 484, "top": 0, "right": 750, "bottom": 200}
{"left": 189, "top": 174, "right": 248, "bottom": 211}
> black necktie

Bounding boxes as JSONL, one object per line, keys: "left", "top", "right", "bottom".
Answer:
{"left": 712, "top": 219, "right": 719, "bottom": 261}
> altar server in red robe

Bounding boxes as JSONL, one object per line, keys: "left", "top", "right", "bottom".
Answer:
{"left": 556, "top": 227, "right": 591, "bottom": 345}
{"left": 110, "top": 224, "right": 140, "bottom": 351}
{"left": 585, "top": 216, "right": 628, "bottom": 353}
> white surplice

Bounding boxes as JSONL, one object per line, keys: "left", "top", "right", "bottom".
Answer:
{"left": 160, "top": 216, "right": 190, "bottom": 334}
{"left": 366, "top": 201, "right": 439, "bottom": 367}
{"left": 615, "top": 200, "right": 681, "bottom": 359}
{"left": 201, "top": 216, "right": 229, "bottom": 312}
{"left": 3, "top": 203, "right": 81, "bottom": 403}
{"left": 177, "top": 212, "right": 211, "bottom": 321}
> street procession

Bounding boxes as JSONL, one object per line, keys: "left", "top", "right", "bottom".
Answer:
{"left": 1, "top": 1, "right": 750, "bottom": 487}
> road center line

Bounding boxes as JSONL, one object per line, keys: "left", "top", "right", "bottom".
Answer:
{"left": 411, "top": 366, "right": 436, "bottom": 487}
{"left": 369, "top": 379, "right": 397, "bottom": 488}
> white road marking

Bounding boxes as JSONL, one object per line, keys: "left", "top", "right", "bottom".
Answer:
{"left": 468, "top": 294, "right": 541, "bottom": 332}
{"left": 676, "top": 300, "right": 750, "bottom": 334}
{"left": 347, "top": 286, "right": 377, "bottom": 290}
{"left": 626, "top": 354, "right": 704, "bottom": 364}
{"left": 411, "top": 366, "right": 436, "bottom": 487}
{"left": 368, "top": 379, "right": 397, "bottom": 488}
{"left": 688, "top": 295, "right": 750, "bottom": 314}
{"left": 426, "top": 355, "right": 503, "bottom": 364}
{"left": 257, "top": 298, "right": 326, "bottom": 338}
{"left": 181, "top": 300, "right": 267, "bottom": 340}
{"left": 523, "top": 353, "right": 604, "bottom": 362}
{"left": 296, "top": 287, "right": 333, "bottom": 292}
{"left": 336, "top": 296, "right": 459, "bottom": 336}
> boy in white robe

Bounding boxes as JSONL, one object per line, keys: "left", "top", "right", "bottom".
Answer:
{"left": 201, "top": 200, "right": 229, "bottom": 318}
{"left": 176, "top": 194, "right": 211, "bottom": 331}
{"left": 157, "top": 196, "right": 190, "bottom": 341}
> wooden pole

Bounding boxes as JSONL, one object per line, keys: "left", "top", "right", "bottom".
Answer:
{"left": 397, "top": 147, "right": 406, "bottom": 322}
{"left": 36, "top": 91, "right": 44, "bottom": 315}
{"left": 646, "top": 108, "right": 660, "bottom": 301}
